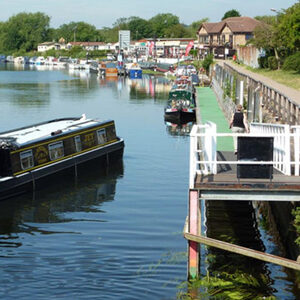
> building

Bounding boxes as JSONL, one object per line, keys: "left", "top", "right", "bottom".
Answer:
{"left": 37, "top": 42, "right": 66, "bottom": 53}
{"left": 197, "top": 17, "right": 261, "bottom": 59}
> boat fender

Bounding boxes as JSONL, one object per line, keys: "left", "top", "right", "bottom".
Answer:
{"left": 51, "top": 130, "right": 62, "bottom": 136}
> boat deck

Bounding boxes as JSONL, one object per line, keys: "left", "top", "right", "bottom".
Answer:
{"left": 0, "top": 116, "right": 102, "bottom": 145}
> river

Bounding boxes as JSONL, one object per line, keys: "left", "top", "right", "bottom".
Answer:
{"left": 0, "top": 64, "right": 297, "bottom": 299}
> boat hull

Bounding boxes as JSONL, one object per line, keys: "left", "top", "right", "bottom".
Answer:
{"left": 0, "top": 138, "right": 124, "bottom": 201}
{"left": 164, "top": 109, "right": 195, "bottom": 123}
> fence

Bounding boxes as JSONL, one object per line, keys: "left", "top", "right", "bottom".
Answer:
{"left": 189, "top": 122, "right": 300, "bottom": 188}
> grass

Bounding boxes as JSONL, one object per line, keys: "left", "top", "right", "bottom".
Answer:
{"left": 142, "top": 69, "right": 165, "bottom": 76}
{"left": 244, "top": 66, "right": 300, "bottom": 91}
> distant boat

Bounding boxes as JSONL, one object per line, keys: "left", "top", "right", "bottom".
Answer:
{"left": 0, "top": 114, "right": 124, "bottom": 200}
{"left": 35, "top": 56, "right": 45, "bottom": 65}
{"left": 126, "top": 63, "right": 142, "bottom": 79}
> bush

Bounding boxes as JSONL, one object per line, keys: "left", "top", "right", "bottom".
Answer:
{"left": 202, "top": 53, "right": 214, "bottom": 73}
{"left": 282, "top": 52, "right": 300, "bottom": 73}
{"left": 258, "top": 56, "right": 268, "bottom": 68}
{"left": 267, "top": 56, "right": 278, "bottom": 70}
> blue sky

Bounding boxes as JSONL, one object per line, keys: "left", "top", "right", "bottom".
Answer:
{"left": 0, "top": 0, "right": 297, "bottom": 28}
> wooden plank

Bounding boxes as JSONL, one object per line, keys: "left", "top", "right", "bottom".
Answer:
{"left": 184, "top": 232, "right": 300, "bottom": 271}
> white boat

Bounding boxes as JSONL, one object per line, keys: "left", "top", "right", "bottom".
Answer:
{"left": 35, "top": 56, "right": 45, "bottom": 65}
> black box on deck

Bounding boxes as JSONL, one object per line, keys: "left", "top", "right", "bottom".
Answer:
{"left": 237, "top": 137, "right": 273, "bottom": 179}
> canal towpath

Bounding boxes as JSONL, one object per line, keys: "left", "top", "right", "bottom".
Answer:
{"left": 196, "top": 86, "right": 234, "bottom": 152}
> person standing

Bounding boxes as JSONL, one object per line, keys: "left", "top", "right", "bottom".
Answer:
{"left": 229, "top": 104, "right": 249, "bottom": 154}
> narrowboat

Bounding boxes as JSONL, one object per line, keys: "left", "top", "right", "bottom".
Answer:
{"left": 164, "top": 78, "right": 196, "bottom": 123}
{"left": 0, "top": 114, "right": 124, "bottom": 200}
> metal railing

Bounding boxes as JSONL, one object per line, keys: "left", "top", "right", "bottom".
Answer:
{"left": 189, "top": 122, "right": 300, "bottom": 188}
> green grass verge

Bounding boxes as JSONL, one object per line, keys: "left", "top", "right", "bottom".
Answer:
{"left": 245, "top": 66, "right": 300, "bottom": 91}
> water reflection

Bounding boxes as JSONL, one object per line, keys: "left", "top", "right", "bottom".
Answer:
{"left": 0, "top": 161, "right": 123, "bottom": 245}
{"left": 165, "top": 121, "right": 194, "bottom": 137}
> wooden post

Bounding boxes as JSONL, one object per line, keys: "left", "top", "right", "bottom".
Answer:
{"left": 188, "top": 189, "right": 200, "bottom": 279}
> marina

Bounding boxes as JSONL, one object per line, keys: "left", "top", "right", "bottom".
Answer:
{"left": 0, "top": 64, "right": 299, "bottom": 298}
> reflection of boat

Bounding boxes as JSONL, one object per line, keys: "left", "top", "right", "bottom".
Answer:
{"left": 0, "top": 159, "right": 123, "bottom": 236}
{"left": 0, "top": 114, "right": 124, "bottom": 200}
{"left": 165, "top": 121, "right": 194, "bottom": 136}
{"left": 164, "top": 78, "right": 196, "bottom": 123}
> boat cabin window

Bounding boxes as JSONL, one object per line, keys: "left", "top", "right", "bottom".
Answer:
{"left": 20, "top": 150, "right": 34, "bottom": 170}
{"left": 49, "top": 141, "right": 64, "bottom": 160}
{"left": 74, "top": 136, "right": 82, "bottom": 152}
{"left": 97, "top": 128, "right": 107, "bottom": 144}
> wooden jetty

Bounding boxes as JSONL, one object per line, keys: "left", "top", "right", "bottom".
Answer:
{"left": 184, "top": 87, "right": 300, "bottom": 279}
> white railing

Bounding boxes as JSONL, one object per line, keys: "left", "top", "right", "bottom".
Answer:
{"left": 250, "top": 123, "right": 291, "bottom": 175}
{"left": 189, "top": 122, "right": 300, "bottom": 189}
{"left": 189, "top": 122, "right": 217, "bottom": 188}
{"left": 292, "top": 126, "right": 300, "bottom": 176}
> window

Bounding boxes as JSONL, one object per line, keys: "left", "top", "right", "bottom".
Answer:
{"left": 49, "top": 141, "right": 64, "bottom": 160}
{"left": 245, "top": 34, "right": 253, "bottom": 41}
{"left": 97, "top": 128, "right": 107, "bottom": 144}
{"left": 20, "top": 150, "right": 34, "bottom": 170}
{"left": 74, "top": 136, "right": 82, "bottom": 152}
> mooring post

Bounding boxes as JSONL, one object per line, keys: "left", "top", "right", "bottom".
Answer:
{"left": 188, "top": 189, "right": 200, "bottom": 279}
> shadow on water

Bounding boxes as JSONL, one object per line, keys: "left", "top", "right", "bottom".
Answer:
{"left": 0, "top": 159, "right": 124, "bottom": 243}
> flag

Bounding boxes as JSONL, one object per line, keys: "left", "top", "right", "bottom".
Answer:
{"left": 185, "top": 41, "right": 194, "bottom": 56}
{"left": 149, "top": 41, "right": 155, "bottom": 56}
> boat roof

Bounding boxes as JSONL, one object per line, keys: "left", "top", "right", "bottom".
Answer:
{"left": 0, "top": 115, "right": 111, "bottom": 147}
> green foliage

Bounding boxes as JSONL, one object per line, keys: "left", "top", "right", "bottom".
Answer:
{"left": 222, "top": 9, "right": 241, "bottom": 20}
{"left": 223, "top": 79, "right": 231, "bottom": 99}
{"left": 277, "top": 2, "right": 300, "bottom": 52}
{"left": 177, "top": 271, "right": 275, "bottom": 299}
{"left": 149, "top": 13, "right": 180, "bottom": 38}
{"left": 282, "top": 52, "right": 300, "bottom": 72}
{"left": 258, "top": 56, "right": 269, "bottom": 68}
{"left": 128, "top": 17, "right": 153, "bottom": 40}
{"left": 54, "top": 21, "right": 100, "bottom": 43}
{"left": 292, "top": 207, "right": 300, "bottom": 246}
{"left": 254, "top": 15, "right": 277, "bottom": 26}
{"left": 0, "top": 12, "right": 51, "bottom": 52}
{"left": 267, "top": 56, "right": 278, "bottom": 70}
{"left": 231, "top": 75, "right": 237, "bottom": 103}
{"left": 202, "top": 53, "right": 213, "bottom": 73}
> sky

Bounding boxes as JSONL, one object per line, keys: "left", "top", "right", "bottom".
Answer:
{"left": 0, "top": 0, "right": 298, "bottom": 28}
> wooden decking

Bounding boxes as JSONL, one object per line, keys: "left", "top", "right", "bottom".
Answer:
{"left": 194, "top": 151, "right": 300, "bottom": 201}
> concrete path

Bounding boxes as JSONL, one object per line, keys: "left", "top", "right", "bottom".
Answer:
{"left": 223, "top": 61, "right": 300, "bottom": 106}
{"left": 196, "top": 87, "right": 233, "bottom": 152}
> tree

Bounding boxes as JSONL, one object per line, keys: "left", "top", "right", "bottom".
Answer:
{"left": 128, "top": 17, "right": 153, "bottom": 39}
{"left": 0, "top": 12, "right": 51, "bottom": 52}
{"left": 164, "top": 24, "right": 190, "bottom": 38}
{"left": 252, "top": 22, "right": 281, "bottom": 68}
{"left": 222, "top": 9, "right": 241, "bottom": 20}
{"left": 277, "top": 2, "right": 300, "bottom": 52}
{"left": 54, "top": 22, "right": 100, "bottom": 43}
{"left": 149, "top": 13, "right": 180, "bottom": 37}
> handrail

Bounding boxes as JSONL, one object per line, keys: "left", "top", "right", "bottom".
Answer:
{"left": 189, "top": 122, "right": 300, "bottom": 188}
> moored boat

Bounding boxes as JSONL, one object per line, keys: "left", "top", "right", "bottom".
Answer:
{"left": 164, "top": 78, "right": 196, "bottom": 123}
{"left": 0, "top": 114, "right": 124, "bottom": 200}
